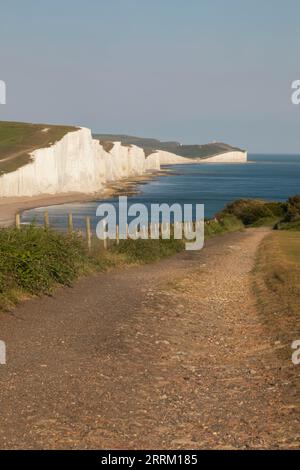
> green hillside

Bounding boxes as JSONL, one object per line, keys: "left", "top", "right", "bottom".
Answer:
{"left": 0, "top": 121, "right": 77, "bottom": 175}
{"left": 94, "top": 134, "right": 244, "bottom": 159}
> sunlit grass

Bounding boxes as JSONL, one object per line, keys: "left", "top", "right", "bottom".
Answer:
{"left": 253, "top": 231, "right": 300, "bottom": 355}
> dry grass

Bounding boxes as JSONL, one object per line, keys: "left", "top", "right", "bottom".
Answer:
{"left": 253, "top": 231, "right": 300, "bottom": 357}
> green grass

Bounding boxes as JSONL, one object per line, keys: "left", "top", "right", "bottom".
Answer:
{"left": 277, "top": 219, "right": 300, "bottom": 231}
{"left": 0, "top": 226, "right": 86, "bottom": 308}
{"left": 0, "top": 121, "right": 77, "bottom": 174}
{"left": 250, "top": 216, "right": 279, "bottom": 227}
{"left": 205, "top": 214, "right": 244, "bottom": 238}
{"left": 111, "top": 237, "right": 184, "bottom": 263}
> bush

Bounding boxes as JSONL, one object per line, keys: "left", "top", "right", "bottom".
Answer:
{"left": 0, "top": 225, "right": 185, "bottom": 310}
{"left": 281, "top": 195, "right": 300, "bottom": 223}
{"left": 205, "top": 214, "right": 244, "bottom": 238}
{"left": 219, "top": 199, "right": 286, "bottom": 226}
{"left": 0, "top": 226, "right": 86, "bottom": 296}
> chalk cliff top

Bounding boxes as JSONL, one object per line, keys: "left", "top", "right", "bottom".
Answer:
{"left": 0, "top": 121, "right": 78, "bottom": 174}
{"left": 94, "top": 134, "right": 245, "bottom": 159}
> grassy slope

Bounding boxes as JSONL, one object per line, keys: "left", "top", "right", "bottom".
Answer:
{"left": 94, "top": 133, "right": 244, "bottom": 159}
{"left": 253, "top": 231, "right": 300, "bottom": 358}
{"left": 0, "top": 121, "right": 77, "bottom": 174}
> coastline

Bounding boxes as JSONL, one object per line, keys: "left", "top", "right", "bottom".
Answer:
{"left": 0, "top": 169, "right": 168, "bottom": 228}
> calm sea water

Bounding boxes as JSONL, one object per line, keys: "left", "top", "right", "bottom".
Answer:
{"left": 21, "top": 154, "right": 300, "bottom": 230}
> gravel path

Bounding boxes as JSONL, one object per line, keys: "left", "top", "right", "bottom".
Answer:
{"left": 0, "top": 228, "right": 298, "bottom": 449}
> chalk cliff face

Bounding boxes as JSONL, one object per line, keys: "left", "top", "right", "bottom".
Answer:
{"left": 0, "top": 128, "right": 160, "bottom": 198}
{"left": 199, "top": 151, "right": 247, "bottom": 163}
{"left": 148, "top": 149, "right": 247, "bottom": 165}
{"left": 149, "top": 150, "right": 195, "bottom": 165}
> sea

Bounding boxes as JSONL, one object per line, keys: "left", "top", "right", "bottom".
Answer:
{"left": 21, "top": 154, "right": 300, "bottom": 231}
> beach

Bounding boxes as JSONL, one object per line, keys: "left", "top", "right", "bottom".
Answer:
{"left": 0, "top": 170, "right": 166, "bottom": 228}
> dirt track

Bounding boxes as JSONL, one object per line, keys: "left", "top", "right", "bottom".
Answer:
{"left": 0, "top": 228, "right": 299, "bottom": 449}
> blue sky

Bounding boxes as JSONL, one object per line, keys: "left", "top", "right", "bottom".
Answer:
{"left": 0, "top": 0, "right": 299, "bottom": 152}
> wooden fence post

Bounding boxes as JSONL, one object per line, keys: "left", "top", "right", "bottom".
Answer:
{"left": 184, "top": 221, "right": 188, "bottom": 238}
{"left": 44, "top": 211, "right": 49, "bottom": 229}
{"left": 15, "top": 213, "right": 21, "bottom": 230}
{"left": 86, "top": 216, "right": 92, "bottom": 252}
{"left": 68, "top": 213, "right": 73, "bottom": 234}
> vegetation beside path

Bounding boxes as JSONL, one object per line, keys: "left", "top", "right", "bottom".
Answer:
{"left": 219, "top": 195, "right": 300, "bottom": 230}
{"left": 0, "top": 213, "right": 243, "bottom": 311}
{"left": 253, "top": 230, "right": 300, "bottom": 408}
{"left": 253, "top": 230, "right": 300, "bottom": 361}
{"left": 224, "top": 195, "right": 300, "bottom": 356}
{"left": 1, "top": 193, "right": 300, "bottom": 312}
{"left": 0, "top": 226, "right": 185, "bottom": 310}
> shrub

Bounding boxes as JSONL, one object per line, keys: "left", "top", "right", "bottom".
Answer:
{"left": 219, "top": 199, "right": 286, "bottom": 226}
{"left": 0, "top": 226, "right": 86, "bottom": 297}
{"left": 281, "top": 195, "right": 300, "bottom": 223}
{"left": 205, "top": 214, "right": 243, "bottom": 238}
{"left": 0, "top": 225, "right": 185, "bottom": 310}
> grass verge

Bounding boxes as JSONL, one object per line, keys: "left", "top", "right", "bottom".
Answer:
{"left": 253, "top": 230, "right": 300, "bottom": 360}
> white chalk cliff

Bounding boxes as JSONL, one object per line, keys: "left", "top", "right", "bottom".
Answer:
{"left": 0, "top": 127, "right": 160, "bottom": 198}
{"left": 0, "top": 127, "right": 247, "bottom": 198}
{"left": 198, "top": 151, "right": 247, "bottom": 163}
{"left": 150, "top": 150, "right": 195, "bottom": 165}
{"left": 153, "top": 149, "right": 247, "bottom": 164}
